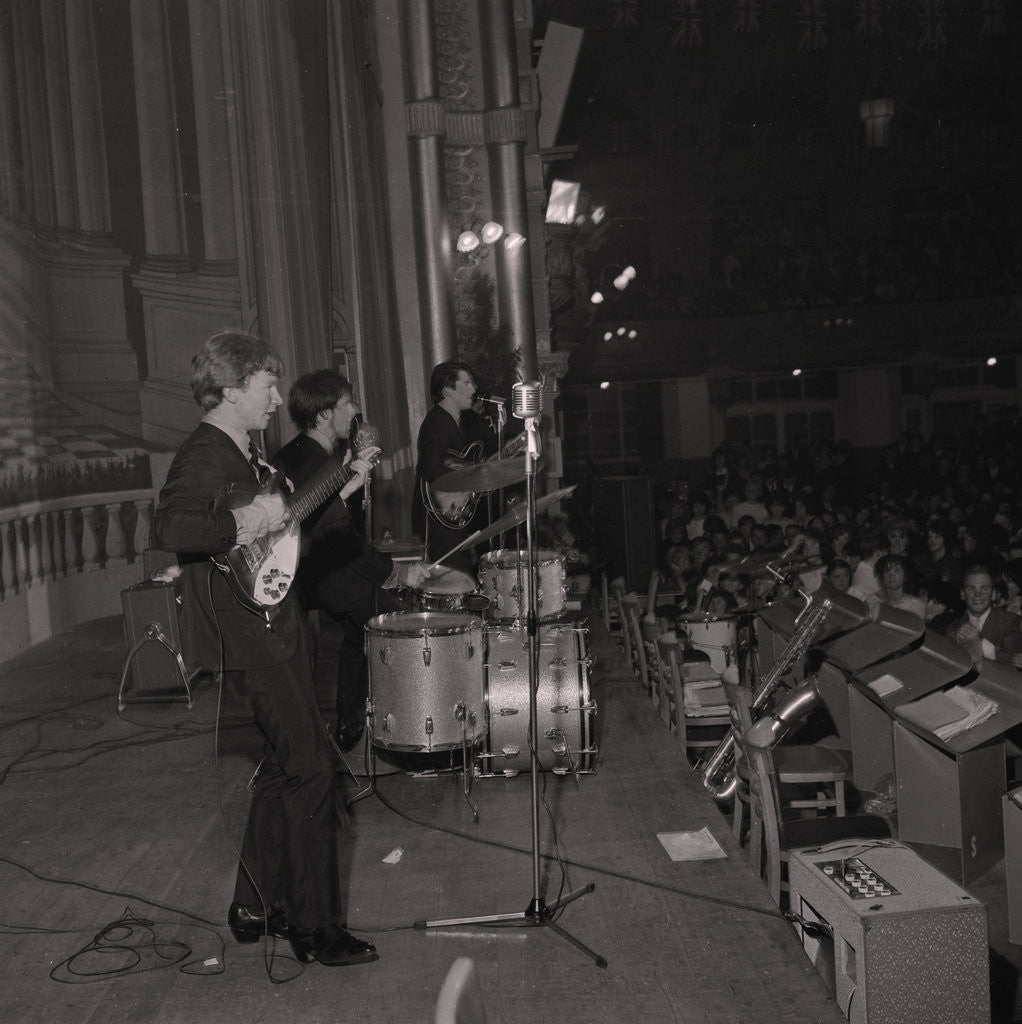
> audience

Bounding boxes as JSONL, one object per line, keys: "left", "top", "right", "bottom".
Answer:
{"left": 641, "top": 422, "right": 1022, "bottom": 673}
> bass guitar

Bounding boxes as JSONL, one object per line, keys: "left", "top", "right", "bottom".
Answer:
{"left": 213, "top": 446, "right": 380, "bottom": 613}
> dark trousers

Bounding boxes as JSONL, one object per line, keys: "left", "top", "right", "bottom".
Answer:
{"left": 230, "top": 627, "right": 342, "bottom": 931}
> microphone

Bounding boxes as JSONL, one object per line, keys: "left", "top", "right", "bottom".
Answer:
{"left": 354, "top": 420, "right": 383, "bottom": 466}
{"left": 475, "top": 392, "right": 507, "bottom": 405}
{"left": 511, "top": 381, "right": 542, "bottom": 419}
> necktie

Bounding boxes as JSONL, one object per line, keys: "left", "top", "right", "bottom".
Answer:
{"left": 248, "top": 441, "right": 270, "bottom": 486}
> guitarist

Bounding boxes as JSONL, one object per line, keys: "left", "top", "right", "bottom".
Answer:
{"left": 273, "top": 369, "right": 428, "bottom": 752}
{"left": 412, "top": 360, "right": 497, "bottom": 571}
{"left": 151, "top": 331, "right": 379, "bottom": 968}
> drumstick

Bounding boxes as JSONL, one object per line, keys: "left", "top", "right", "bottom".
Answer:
{"left": 424, "top": 528, "right": 484, "bottom": 575}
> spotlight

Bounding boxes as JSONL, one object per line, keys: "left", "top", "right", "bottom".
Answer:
{"left": 599, "top": 381, "right": 610, "bottom": 389}
{"left": 591, "top": 206, "right": 606, "bottom": 224}
{"left": 480, "top": 221, "right": 504, "bottom": 244}
{"left": 613, "top": 273, "right": 630, "bottom": 291}
{"left": 627, "top": 329, "right": 637, "bottom": 339}
{"left": 504, "top": 232, "right": 526, "bottom": 251}
{"left": 590, "top": 291, "right": 605, "bottom": 304}
{"left": 792, "top": 368, "right": 802, "bottom": 376}
{"left": 457, "top": 230, "right": 480, "bottom": 253}
{"left": 987, "top": 356, "right": 998, "bottom": 367}
{"left": 602, "top": 331, "right": 613, "bottom": 341}
{"left": 616, "top": 327, "right": 626, "bottom": 336}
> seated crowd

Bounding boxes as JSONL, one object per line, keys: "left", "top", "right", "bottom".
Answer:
{"left": 648, "top": 425, "right": 1022, "bottom": 670}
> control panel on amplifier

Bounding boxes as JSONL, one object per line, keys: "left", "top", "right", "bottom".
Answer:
{"left": 816, "top": 857, "right": 900, "bottom": 899}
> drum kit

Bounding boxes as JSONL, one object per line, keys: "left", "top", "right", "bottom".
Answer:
{"left": 363, "top": 463, "right": 597, "bottom": 782}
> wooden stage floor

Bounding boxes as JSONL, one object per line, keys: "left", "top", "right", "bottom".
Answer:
{"left": 0, "top": 609, "right": 1015, "bottom": 1023}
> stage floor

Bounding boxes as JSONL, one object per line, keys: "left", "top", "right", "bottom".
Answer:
{"left": 0, "top": 607, "right": 1014, "bottom": 1023}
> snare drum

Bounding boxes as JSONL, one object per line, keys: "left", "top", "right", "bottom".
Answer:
{"left": 477, "top": 549, "right": 567, "bottom": 622}
{"left": 679, "top": 615, "right": 736, "bottom": 674}
{"left": 366, "top": 612, "right": 483, "bottom": 753}
{"left": 411, "top": 567, "right": 477, "bottom": 612}
{"left": 478, "top": 622, "right": 597, "bottom": 777}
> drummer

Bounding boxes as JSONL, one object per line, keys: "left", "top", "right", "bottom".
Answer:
{"left": 273, "top": 370, "right": 429, "bottom": 753}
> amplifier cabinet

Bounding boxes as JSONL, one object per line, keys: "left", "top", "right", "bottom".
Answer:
{"left": 788, "top": 843, "right": 988, "bottom": 1024}
{"left": 120, "top": 580, "right": 193, "bottom": 706}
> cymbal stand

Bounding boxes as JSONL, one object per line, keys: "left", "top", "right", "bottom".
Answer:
{"left": 417, "top": 385, "right": 606, "bottom": 968}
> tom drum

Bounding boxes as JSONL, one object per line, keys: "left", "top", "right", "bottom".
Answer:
{"left": 477, "top": 548, "right": 567, "bottom": 622}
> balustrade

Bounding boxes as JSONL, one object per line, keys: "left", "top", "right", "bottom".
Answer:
{"left": 0, "top": 490, "right": 153, "bottom": 600}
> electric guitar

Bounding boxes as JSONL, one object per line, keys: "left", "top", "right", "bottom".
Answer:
{"left": 422, "top": 433, "right": 527, "bottom": 530}
{"left": 213, "top": 447, "right": 380, "bottom": 612}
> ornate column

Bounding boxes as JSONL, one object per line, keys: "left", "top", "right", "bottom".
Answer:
{"left": 0, "top": 14, "right": 18, "bottom": 210}
{"left": 479, "top": 0, "right": 537, "bottom": 380}
{"left": 104, "top": 502, "right": 128, "bottom": 567}
{"left": 12, "top": 0, "right": 54, "bottom": 225}
{"left": 401, "top": 0, "right": 456, "bottom": 369}
{"left": 64, "top": 0, "right": 112, "bottom": 234}
{"left": 129, "top": 0, "right": 188, "bottom": 262}
{"left": 187, "top": 0, "right": 237, "bottom": 269}
{"left": 38, "top": 0, "right": 75, "bottom": 227}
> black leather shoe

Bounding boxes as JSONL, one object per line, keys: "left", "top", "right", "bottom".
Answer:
{"left": 288, "top": 923, "right": 379, "bottom": 966}
{"left": 227, "top": 902, "right": 289, "bottom": 943}
{"left": 336, "top": 723, "right": 364, "bottom": 753}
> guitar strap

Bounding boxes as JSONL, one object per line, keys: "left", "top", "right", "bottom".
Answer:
{"left": 248, "top": 440, "right": 271, "bottom": 485}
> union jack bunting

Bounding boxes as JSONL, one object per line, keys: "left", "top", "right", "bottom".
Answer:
{"left": 610, "top": 0, "right": 640, "bottom": 30}
{"left": 915, "top": 0, "right": 948, "bottom": 52}
{"left": 732, "top": 0, "right": 761, "bottom": 33}
{"left": 854, "top": 0, "right": 885, "bottom": 36}
{"left": 797, "top": 0, "right": 829, "bottom": 51}
{"left": 979, "top": 0, "right": 1006, "bottom": 36}
{"left": 670, "top": 0, "right": 704, "bottom": 48}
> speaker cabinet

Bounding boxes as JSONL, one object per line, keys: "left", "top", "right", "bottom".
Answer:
{"left": 788, "top": 844, "right": 989, "bottom": 1024}
{"left": 119, "top": 580, "right": 193, "bottom": 708}
{"left": 591, "top": 476, "right": 656, "bottom": 593}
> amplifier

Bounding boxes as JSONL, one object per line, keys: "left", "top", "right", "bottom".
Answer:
{"left": 119, "top": 580, "right": 194, "bottom": 709}
{"left": 788, "top": 843, "right": 988, "bottom": 1024}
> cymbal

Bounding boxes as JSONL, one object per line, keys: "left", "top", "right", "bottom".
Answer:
{"left": 432, "top": 456, "right": 529, "bottom": 493}
{"left": 467, "top": 485, "right": 577, "bottom": 547}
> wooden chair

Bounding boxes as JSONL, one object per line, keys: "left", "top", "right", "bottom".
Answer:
{"left": 609, "top": 577, "right": 635, "bottom": 668}
{"left": 620, "top": 593, "right": 646, "bottom": 685}
{"left": 728, "top": 685, "right": 890, "bottom": 907}
{"left": 640, "top": 614, "right": 667, "bottom": 712}
{"left": 661, "top": 640, "right": 730, "bottom": 764}
{"left": 435, "top": 956, "right": 488, "bottom": 1024}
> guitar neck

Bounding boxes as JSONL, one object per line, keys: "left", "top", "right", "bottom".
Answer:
{"left": 285, "top": 459, "right": 353, "bottom": 524}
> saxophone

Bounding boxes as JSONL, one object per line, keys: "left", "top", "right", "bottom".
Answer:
{"left": 700, "top": 594, "right": 833, "bottom": 803}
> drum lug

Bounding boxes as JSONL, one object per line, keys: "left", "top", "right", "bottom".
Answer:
{"left": 464, "top": 640, "right": 475, "bottom": 660}
{"left": 425, "top": 716, "right": 434, "bottom": 741}
{"left": 549, "top": 656, "right": 567, "bottom": 668}
{"left": 501, "top": 744, "right": 521, "bottom": 758}
{"left": 497, "top": 660, "right": 517, "bottom": 672}
{"left": 422, "top": 644, "right": 431, "bottom": 666}
{"left": 582, "top": 700, "right": 598, "bottom": 715}
{"left": 378, "top": 645, "right": 392, "bottom": 666}
{"left": 549, "top": 704, "right": 570, "bottom": 715}
{"left": 497, "top": 706, "right": 519, "bottom": 716}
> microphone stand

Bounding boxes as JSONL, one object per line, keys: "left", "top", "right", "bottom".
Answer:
{"left": 417, "top": 390, "right": 606, "bottom": 968}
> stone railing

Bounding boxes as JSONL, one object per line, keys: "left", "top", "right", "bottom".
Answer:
{"left": 0, "top": 489, "right": 154, "bottom": 662}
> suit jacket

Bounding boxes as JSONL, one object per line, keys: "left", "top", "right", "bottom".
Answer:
{"left": 273, "top": 432, "right": 396, "bottom": 618}
{"left": 945, "top": 605, "right": 1022, "bottom": 664}
{"left": 151, "top": 421, "right": 304, "bottom": 671}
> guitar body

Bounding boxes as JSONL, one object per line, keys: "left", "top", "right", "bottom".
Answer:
{"left": 214, "top": 522, "right": 301, "bottom": 611}
{"left": 422, "top": 441, "right": 485, "bottom": 530}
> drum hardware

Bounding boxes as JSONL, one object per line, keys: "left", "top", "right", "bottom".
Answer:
{"left": 417, "top": 382, "right": 605, "bottom": 968}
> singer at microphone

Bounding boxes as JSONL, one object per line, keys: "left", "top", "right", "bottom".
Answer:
{"left": 413, "top": 360, "right": 499, "bottom": 571}
{"left": 273, "top": 368, "right": 430, "bottom": 752}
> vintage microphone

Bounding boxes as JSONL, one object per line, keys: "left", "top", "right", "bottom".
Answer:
{"left": 352, "top": 416, "right": 381, "bottom": 540}
{"left": 417, "top": 380, "right": 605, "bottom": 967}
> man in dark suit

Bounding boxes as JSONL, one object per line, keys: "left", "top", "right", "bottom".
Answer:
{"left": 412, "top": 360, "right": 497, "bottom": 571}
{"left": 151, "top": 330, "right": 378, "bottom": 968}
{"left": 272, "top": 369, "right": 428, "bottom": 751}
{"left": 945, "top": 563, "right": 1022, "bottom": 669}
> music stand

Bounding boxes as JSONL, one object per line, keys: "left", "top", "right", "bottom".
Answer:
{"left": 416, "top": 384, "right": 606, "bottom": 968}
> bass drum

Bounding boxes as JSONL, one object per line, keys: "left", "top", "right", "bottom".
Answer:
{"left": 366, "top": 612, "right": 484, "bottom": 755}
{"left": 478, "top": 623, "right": 597, "bottom": 777}
{"left": 477, "top": 548, "right": 567, "bottom": 622}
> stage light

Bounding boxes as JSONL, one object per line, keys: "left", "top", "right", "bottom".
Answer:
{"left": 599, "top": 381, "right": 610, "bottom": 389}
{"left": 591, "top": 205, "right": 606, "bottom": 224}
{"left": 504, "top": 232, "right": 526, "bottom": 251}
{"left": 613, "top": 273, "right": 630, "bottom": 291}
{"left": 987, "top": 356, "right": 998, "bottom": 367}
{"left": 616, "top": 327, "right": 626, "bottom": 336}
{"left": 602, "top": 331, "right": 613, "bottom": 341}
{"left": 590, "top": 290, "right": 605, "bottom": 304}
{"left": 627, "top": 329, "right": 637, "bottom": 339}
{"left": 480, "top": 221, "right": 504, "bottom": 244}
{"left": 457, "top": 230, "right": 480, "bottom": 253}
{"left": 792, "top": 368, "right": 802, "bottom": 376}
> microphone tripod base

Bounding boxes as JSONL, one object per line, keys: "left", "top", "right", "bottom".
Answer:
{"left": 415, "top": 883, "right": 607, "bottom": 969}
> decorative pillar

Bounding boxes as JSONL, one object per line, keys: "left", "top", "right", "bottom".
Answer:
{"left": 12, "top": 0, "right": 54, "bottom": 225}
{"left": 38, "top": 0, "right": 75, "bottom": 227}
{"left": 25, "top": 513, "right": 42, "bottom": 586}
{"left": 187, "top": 0, "right": 237, "bottom": 269}
{"left": 129, "top": 0, "right": 188, "bottom": 262}
{"left": 0, "top": 520, "right": 15, "bottom": 598}
{"left": 401, "top": 0, "right": 456, "bottom": 370}
{"left": 133, "top": 499, "right": 153, "bottom": 562}
{"left": 14, "top": 517, "right": 30, "bottom": 590}
{"left": 480, "top": 0, "right": 537, "bottom": 380}
{"left": 80, "top": 504, "right": 99, "bottom": 571}
{"left": 0, "top": 13, "right": 19, "bottom": 210}
{"left": 64, "top": 0, "right": 112, "bottom": 234}
{"left": 104, "top": 502, "right": 128, "bottom": 567}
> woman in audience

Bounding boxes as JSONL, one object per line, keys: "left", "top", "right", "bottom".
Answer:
{"left": 874, "top": 553, "right": 927, "bottom": 620}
